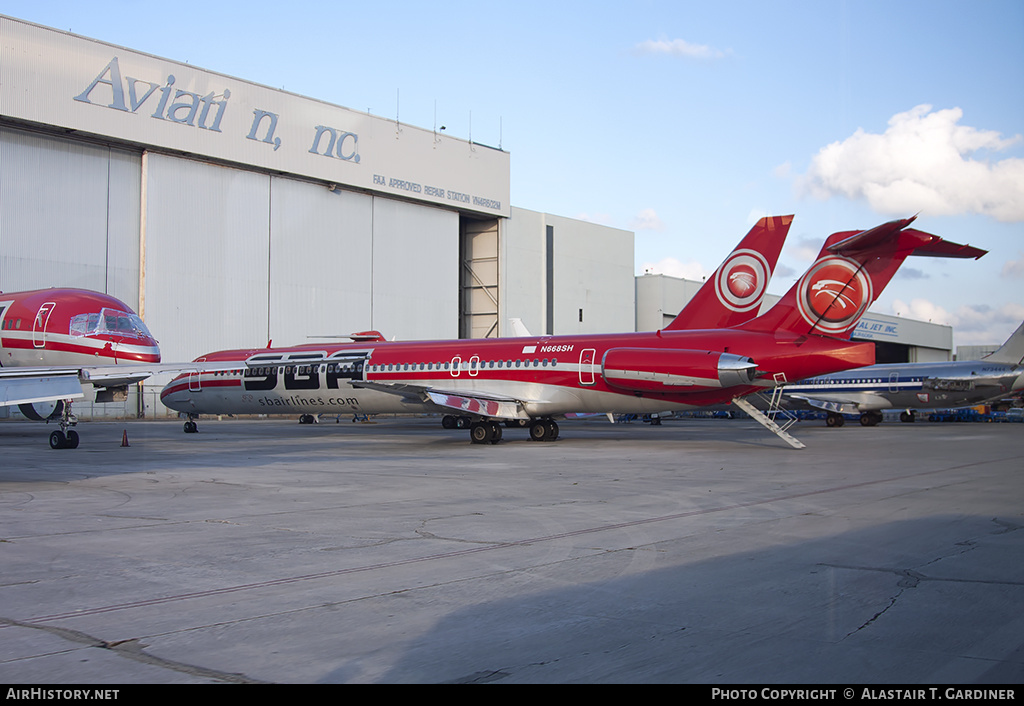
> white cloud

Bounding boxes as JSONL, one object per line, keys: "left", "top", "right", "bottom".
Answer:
{"left": 889, "top": 298, "right": 1024, "bottom": 346}
{"left": 633, "top": 38, "right": 728, "bottom": 60}
{"left": 1001, "top": 252, "right": 1024, "bottom": 278}
{"left": 630, "top": 208, "right": 666, "bottom": 232}
{"left": 640, "top": 256, "right": 711, "bottom": 281}
{"left": 799, "top": 105, "right": 1024, "bottom": 222}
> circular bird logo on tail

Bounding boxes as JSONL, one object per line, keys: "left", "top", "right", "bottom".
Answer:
{"left": 796, "top": 255, "right": 873, "bottom": 333}
{"left": 715, "top": 249, "right": 770, "bottom": 312}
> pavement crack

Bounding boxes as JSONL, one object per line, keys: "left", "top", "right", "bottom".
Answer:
{"left": 0, "top": 616, "right": 267, "bottom": 683}
{"left": 445, "top": 669, "right": 513, "bottom": 684}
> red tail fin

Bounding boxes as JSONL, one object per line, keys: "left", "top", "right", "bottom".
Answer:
{"left": 664, "top": 215, "right": 793, "bottom": 331}
{"left": 740, "top": 216, "right": 986, "bottom": 338}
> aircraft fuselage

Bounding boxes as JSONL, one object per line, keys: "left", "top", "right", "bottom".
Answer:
{"left": 161, "top": 328, "right": 875, "bottom": 419}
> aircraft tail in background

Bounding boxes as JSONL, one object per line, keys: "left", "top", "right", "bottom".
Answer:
{"left": 983, "top": 320, "right": 1024, "bottom": 366}
{"left": 664, "top": 215, "right": 793, "bottom": 331}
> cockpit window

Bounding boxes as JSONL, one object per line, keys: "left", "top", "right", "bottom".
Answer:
{"left": 70, "top": 308, "right": 155, "bottom": 340}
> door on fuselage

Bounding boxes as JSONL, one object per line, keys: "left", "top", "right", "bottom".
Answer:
{"left": 579, "top": 348, "right": 596, "bottom": 386}
{"left": 32, "top": 302, "right": 56, "bottom": 349}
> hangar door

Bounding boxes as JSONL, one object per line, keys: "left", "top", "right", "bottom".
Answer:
{"left": 460, "top": 217, "right": 500, "bottom": 338}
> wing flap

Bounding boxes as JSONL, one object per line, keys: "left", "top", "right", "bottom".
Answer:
{"left": 424, "top": 391, "right": 529, "bottom": 420}
{"left": 0, "top": 373, "right": 85, "bottom": 406}
{"left": 787, "top": 392, "right": 892, "bottom": 414}
{"left": 0, "top": 360, "right": 246, "bottom": 406}
{"left": 79, "top": 360, "right": 247, "bottom": 387}
{"left": 351, "top": 379, "right": 531, "bottom": 419}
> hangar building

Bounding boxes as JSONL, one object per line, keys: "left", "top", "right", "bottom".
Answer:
{"left": 0, "top": 16, "right": 633, "bottom": 418}
{"left": 1, "top": 16, "right": 953, "bottom": 421}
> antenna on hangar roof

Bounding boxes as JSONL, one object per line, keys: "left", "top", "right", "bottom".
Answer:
{"left": 395, "top": 89, "right": 402, "bottom": 137}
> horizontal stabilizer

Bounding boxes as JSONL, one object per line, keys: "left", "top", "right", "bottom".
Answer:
{"left": 828, "top": 218, "right": 987, "bottom": 260}
{"left": 742, "top": 217, "right": 986, "bottom": 339}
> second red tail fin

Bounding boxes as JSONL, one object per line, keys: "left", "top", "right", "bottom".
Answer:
{"left": 740, "top": 216, "right": 986, "bottom": 339}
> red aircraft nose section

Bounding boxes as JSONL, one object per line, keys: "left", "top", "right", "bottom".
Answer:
{"left": 71, "top": 308, "right": 161, "bottom": 363}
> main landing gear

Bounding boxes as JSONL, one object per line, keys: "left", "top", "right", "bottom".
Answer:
{"left": 48, "top": 400, "right": 79, "bottom": 449}
{"left": 528, "top": 418, "right": 559, "bottom": 442}
{"left": 469, "top": 421, "right": 503, "bottom": 444}
{"left": 859, "top": 411, "right": 883, "bottom": 427}
{"left": 824, "top": 411, "right": 885, "bottom": 427}
{"left": 825, "top": 412, "right": 846, "bottom": 427}
{"left": 441, "top": 415, "right": 560, "bottom": 444}
{"left": 49, "top": 428, "right": 79, "bottom": 449}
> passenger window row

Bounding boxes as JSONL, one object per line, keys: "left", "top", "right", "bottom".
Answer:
{"left": 369, "top": 358, "right": 558, "bottom": 372}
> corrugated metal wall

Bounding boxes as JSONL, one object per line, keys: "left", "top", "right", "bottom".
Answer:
{"left": 143, "top": 152, "right": 272, "bottom": 363}
{"left": 0, "top": 127, "right": 140, "bottom": 305}
{"left": 1, "top": 125, "right": 461, "bottom": 419}
{"left": 370, "top": 198, "right": 458, "bottom": 342}
{"left": 268, "top": 180, "right": 374, "bottom": 347}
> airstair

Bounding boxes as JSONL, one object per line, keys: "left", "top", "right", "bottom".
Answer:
{"left": 731, "top": 375, "right": 805, "bottom": 449}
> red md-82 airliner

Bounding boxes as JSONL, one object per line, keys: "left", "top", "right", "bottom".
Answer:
{"left": 161, "top": 216, "right": 985, "bottom": 449}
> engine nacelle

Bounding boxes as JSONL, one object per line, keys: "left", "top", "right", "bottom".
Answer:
{"left": 17, "top": 400, "right": 68, "bottom": 421}
{"left": 601, "top": 348, "right": 757, "bottom": 393}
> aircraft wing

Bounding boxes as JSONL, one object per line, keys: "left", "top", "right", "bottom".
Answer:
{"left": 0, "top": 369, "right": 85, "bottom": 406}
{"left": 0, "top": 360, "right": 243, "bottom": 408}
{"left": 351, "top": 380, "right": 533, "bottom": 419}
{"left": 786, "top": 391, "right": 892, "bottom": 415}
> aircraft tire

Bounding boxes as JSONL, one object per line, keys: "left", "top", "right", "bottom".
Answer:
{"left": 470, "top": 422, "right": 491, "bottom": 444}
{"left": 442, "top": 415, "right": 457, "bottom": 429}
{"left": 860, "top": 412, "right": 881, "bottom": 427}
{"left": 65, "top": 430, "right": 79, "bottom": 449}
{"left": 826, "top": 413, "right": 845, "bottom": 428}
{"left": 49, "top": 430, "right": 66, "bottom": 449}
{"left": 488, "top": 422, "right": 503, "bottom": 444}
{"left": 529, "top": 420, "right": 548, "bottom": 442}
{"left": 529, "top": 420, "right": 559, "bottom": 441}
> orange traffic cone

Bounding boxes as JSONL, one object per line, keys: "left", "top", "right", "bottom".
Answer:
{"left": 121, "top": 429, "right": 130, "bottom": 447}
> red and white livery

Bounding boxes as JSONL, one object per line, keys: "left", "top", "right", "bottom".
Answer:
{"left": 161, "top": 216, "right": 986, "bottom": 448}
{"left": 1, "top": 287, "right": 216, "bottom": 448}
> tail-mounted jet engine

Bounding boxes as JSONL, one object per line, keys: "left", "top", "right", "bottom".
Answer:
{"left": 601, "top": 348, "right": 758, "bottom": 393}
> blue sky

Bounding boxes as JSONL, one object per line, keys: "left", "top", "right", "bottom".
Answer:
{"left": 6, "top": 0, "right": 1022, "bottom": 347}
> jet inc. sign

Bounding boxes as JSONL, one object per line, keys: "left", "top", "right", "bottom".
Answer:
{"left": 796, "top": 255, "right": 874, "bottom": 334}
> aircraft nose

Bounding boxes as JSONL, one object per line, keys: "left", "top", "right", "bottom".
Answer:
{"left": 159, "top": 377, "right": 191, "bottom": 411}
{"left": 112, "top": 336, "right": 162, "bottom": 363}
